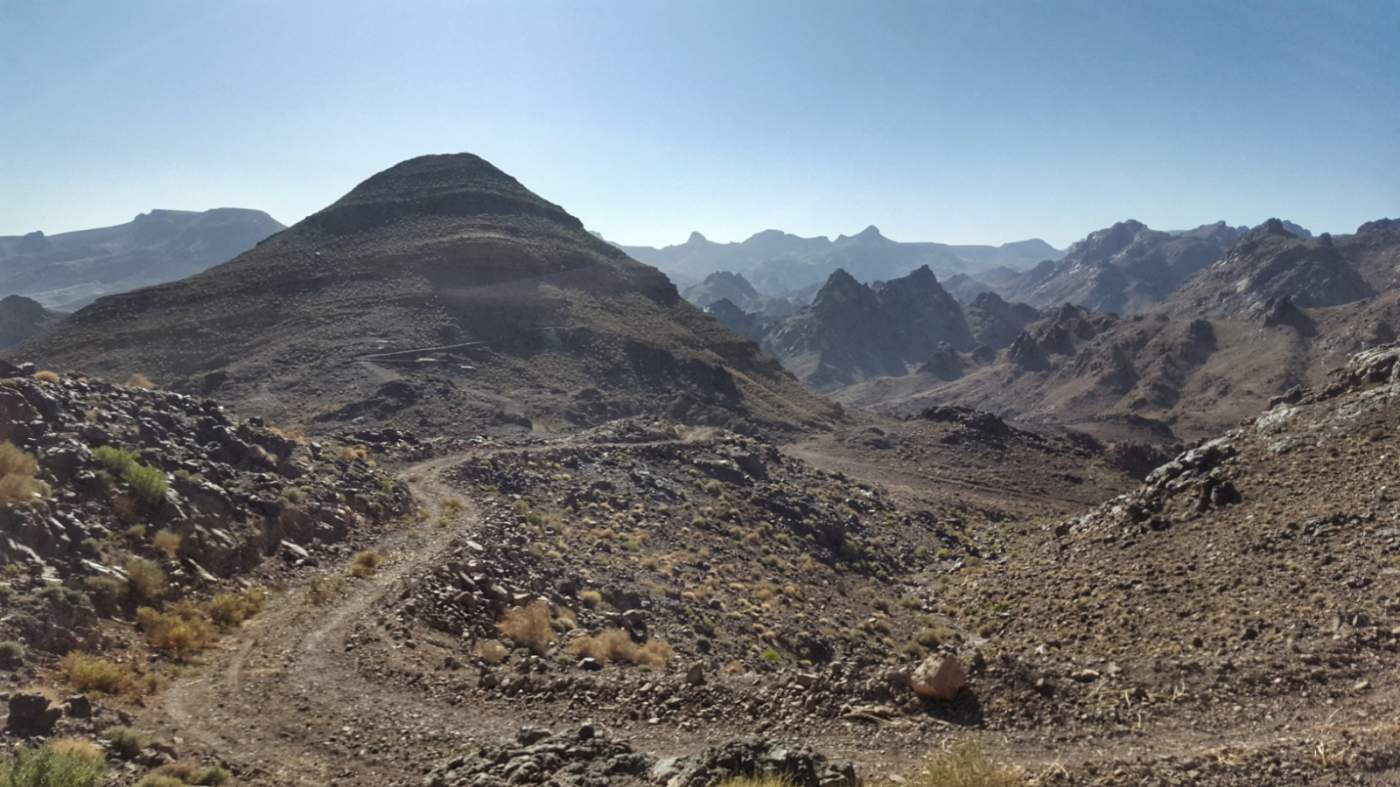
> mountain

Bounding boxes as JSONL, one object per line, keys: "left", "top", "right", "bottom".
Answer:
{"left": 1000, "top": 220, "right": 1246, "bottom": 314}
{"left": 15, "top": 154, "right": 838, "bottom": 435}
{"left": 1166, "top": 219, "right": 1375, "bottom": 318}
{"left": 763, "top": 265, "right": 972, "bottom": 389}
{"left": 0, "top": 208, "right": 285, "bottom": 310}
{"left": 621, "top": 227, "right": 1061, "bottom": 295}
{"left": 964, "top": 291, "right": 1039, "bottom": 349}
{"left": 0, "top": 295, "right": 63, "bottom": 349}
{"left": 1325, "top": 217, "right": 1400, "bottom": 292}
{"left": 681, "top": 270, "right": 766, "bottom": 312}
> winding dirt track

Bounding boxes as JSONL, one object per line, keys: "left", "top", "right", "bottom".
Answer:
{"left": 153, "top": 452, "right": 491, "bottom": 785}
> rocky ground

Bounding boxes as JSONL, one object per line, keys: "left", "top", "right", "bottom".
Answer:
{"left": 6, "top": 346, "right": 1400, "bottom": 785}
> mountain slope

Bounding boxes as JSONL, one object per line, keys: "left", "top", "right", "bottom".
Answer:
{"left": 16, "top": 154, "right": 838, "bottom": 435}
{"left": 0, "top": 295, "right": 63, "bottom": 349}
{"left": 0, "top": 208, "right": 284, "bottom": 310}
{"left": 1166, "top": 219, "right": 1375, "bottom": 318}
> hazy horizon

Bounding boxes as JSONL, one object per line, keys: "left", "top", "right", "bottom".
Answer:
{"left": 3, "top": 0, "right": 1396, "bottom": 247}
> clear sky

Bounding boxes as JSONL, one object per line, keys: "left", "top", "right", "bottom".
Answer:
{"left": 2, "top": 0, "right": 1396, "bottom": 248}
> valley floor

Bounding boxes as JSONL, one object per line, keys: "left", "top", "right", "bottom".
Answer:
{"left": 130, "top": 424, "right": 1400, "bottom": 786}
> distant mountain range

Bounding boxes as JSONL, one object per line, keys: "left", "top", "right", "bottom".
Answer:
{"left": 616, "top": 227, "right": 1062, "bottom": 293}
{"left": 0, "top": 208, "right": 284, "bottom": 310}
{"left": 673, "top": 214, "right": 1400, "bottom": 442}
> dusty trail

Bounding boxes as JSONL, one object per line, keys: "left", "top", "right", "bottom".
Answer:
{"left": 152, "top": 451, "right": 502, "bottom": 785}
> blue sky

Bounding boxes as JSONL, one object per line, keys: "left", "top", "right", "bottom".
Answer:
{"left": 1, "top": 0, "right": 1396, "bottom": 247}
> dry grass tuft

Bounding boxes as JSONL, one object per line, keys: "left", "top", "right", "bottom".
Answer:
{"left": 567, "top": 628, "right": 673, "bottom": 668}
{"left": 136, "top": 604, "right": 218, "bottom": 660}
{"left": 349, "top": 550, "right": 383, "bottom": 578}
{"left": 124, "top": 558, "right": 166, "bottom": 604}
{"left": 60, "top": 652, "right": 146, "bottom": 696}
{"left": 473, "top": 639, "right": 509, "bottom": 664}
{"left": 904, "top": 741, "right": 1025, "bottom": 787}
{"left": 125, "top": 373, "right": 154, "bottom": 389}
{"left": 497, "top": 600, "right": 555, "bottom": 654}
{"left": 0, "top": 441, "right": 49, "bottom": 505}
{"left": 31, "top": 370, "right": 60, "bottom": 383}
{"left": 152, "top": 529, "right": 182, "bottom": 557}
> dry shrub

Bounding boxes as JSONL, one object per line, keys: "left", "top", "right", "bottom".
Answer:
{"left": 579, "top": 589, "right": 603, "bottom": 608}
{"left": 0, "top": 441, "right": 49, "bottom": 505}
{"left": 308, "top": 575, "right": 342, "bottom": 605}
{"left": 125, "top": 373, "right": 154, "bottom": 389}
{"left": 152, "top": 529, "right": 182, "bottom": 557}
{"left": 349, "top": 550, "right": 383, "bottom": 578}
{"left": 338, "top": 445, "right": 368, "bottom": 463}
{"left": 497, "top": 600, "right": 554, "bottom": 654}
{"left": 907, "top": 741, "right": 1024, "bottom": 787}
{"left": 134, "top": 775, "right": 185, "bottom": 787}
{"left": 473, "top": 639, "right": 509, "bottom": 664}
{"left": 60, "top": 652, "right": 142, "bottom": 696}
{"left": 205, "top": 588, "right": 266, "bottom": 629}
{"left": 103, "top": 725, "right": 150, "bottom": 758}
{"left": 124, "top": 558, "right": 166, "bottom": 604}
{"left": 567, "top": 628, "right": 673, "bottom": 668}
{"left": 31, "top": 370, "right": 60, "bottom": 383}
{"left": 136, "top": 604, "right": 218, "bottom": 660}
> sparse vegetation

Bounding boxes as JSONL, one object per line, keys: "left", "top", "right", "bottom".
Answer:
{"left": 0, "top": 640, "right": 25, "bottom": 666}
{"left": 579, "top": 589, "right": 603, "bottom": 608}
{"left": 152, "top": 529, "right": 182, "bottom": 557}
{"left": 31, "top": 370, "right": 60, "bottom": 383}
{"left": 0, "top": 738, "right": 107, "bottom": 787}
{"left": 308, "top": 575, "right": 343, "bottom": 605}
{"left": 473, "top": 639, "right": 509, "bottom": 664}
{"left": 60, "top": 652, "right": 141, "bottom": 696}
{"left": 714, "top": 778, "right": 792, "bottom": 787}
{"left": 133, "top": 776, "right": 184, "bottom": 787}
{"left": 497, "top": 600, "right": 555, "bottom": 654}
{"left": 91, "top": 446, "right": 166, "bottom": 506}
{"left": 91, "top": 445, "right": 138, "bottom": 475}
{"left": 205, "top": 587, "right": 266, "bottom": 629}
{"left": 103, "top": 726, "right": 151, "bottom": 759}
{"left": 567, "top": 628, "right": 673, "bottom": 667}
{"left": 124, "top": 558, "right": 167, "bottom": 604}
{"left": 350, "top": 550, "right": 383, "bottom": 578}
{"left": 137, "top": 604, "right": 219, "bottom": 659}
{"left": 151, "top": 763, "right": 230, "bottom": 786}
{"left": 125, "top": 373, "right": 154, "bottom": 389}
{"left": 124, "top": 463, "right": 169, "bottom": 506}
{"left": 905, "top": 742, "right": 1024, "bottom": 787}
{"left": 0, "top": 442, "right": 49, "bottom": 505}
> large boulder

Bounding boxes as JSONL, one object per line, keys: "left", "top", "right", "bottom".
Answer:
{"left": 910, "top": 654, "right": 967, "bottom": 701}
{"left": 5, "top": 692, "right": 62, "bottom": 735}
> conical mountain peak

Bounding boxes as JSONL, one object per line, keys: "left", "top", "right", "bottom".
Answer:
{"left": 306, "top": 153, "right": 579, "bottom": 234}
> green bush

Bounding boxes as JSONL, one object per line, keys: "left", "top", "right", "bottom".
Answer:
{"left": 124, "top": 463, "right": 168, "bottom": 507}
{"left": 91, "top": 445, "right": 138, "bottom": 475}
{"left": 0, "top": 740, "right": 107, "bottom": 787}
{"left": 103, "top": 726, "right": 150, "bottom": 759}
